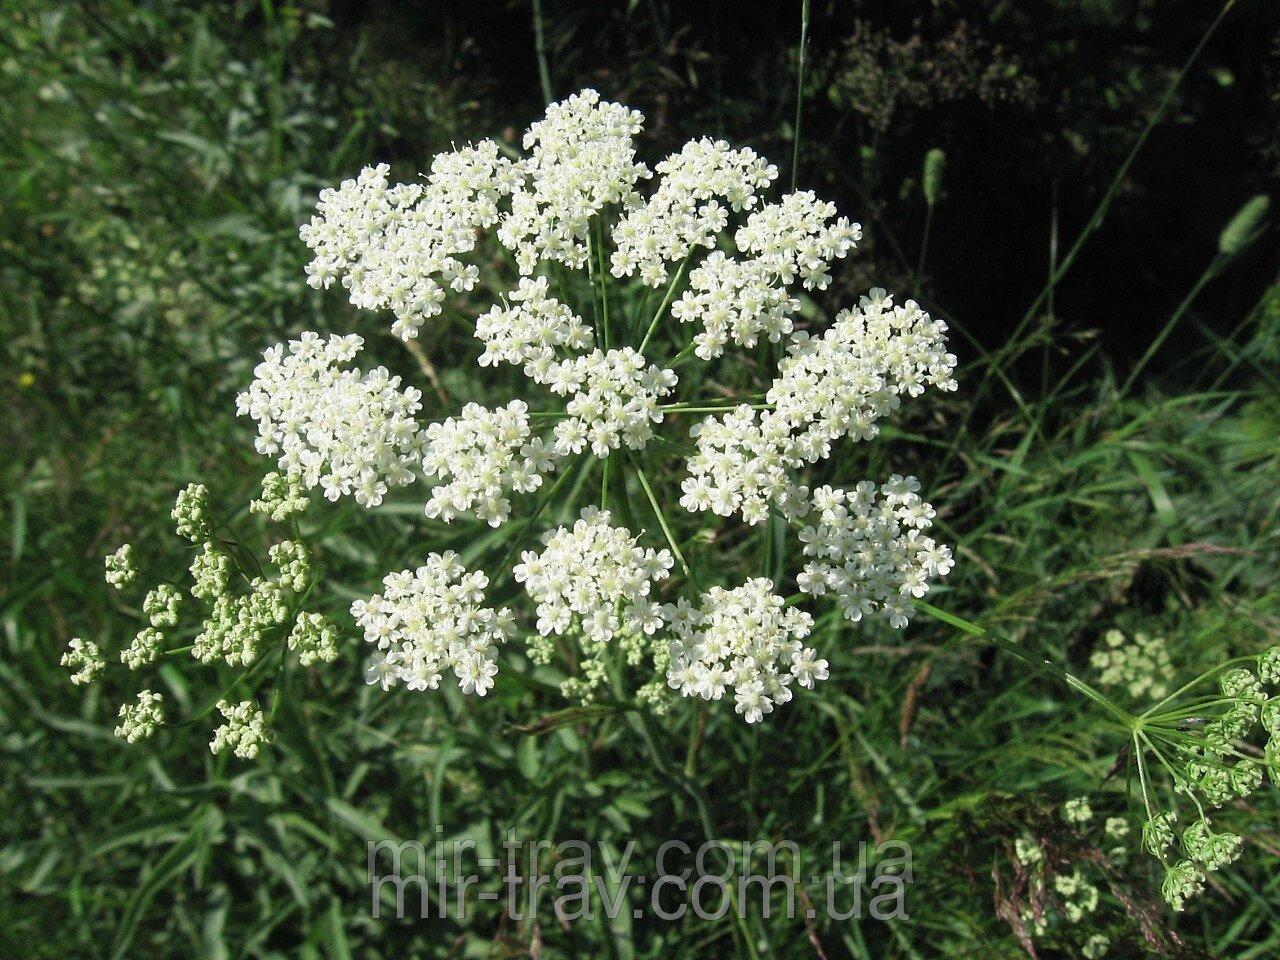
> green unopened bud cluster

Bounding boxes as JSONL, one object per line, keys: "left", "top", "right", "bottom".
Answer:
{"left": 210, "top": 699, "right": 270, "bottom": 758}
{"left": 121, "top": 627, "right": 163, "bottom": 669}
{"left": 269, "top": 540, "right": 311, "bottom": 593}
{"left": 1015, "top": 799, "right": 1113, "bottom": 952}
{"left": 1136, "top": 646, "right": 1280, "bottom": 911}
{"left": 191, "top": 543, "right": 231, "bottom": 600}
{"left": 1090, "top": 628, "right": 1173, "bottom": 701}
{"left": 64, "top": 474, "right": 333, "bottom": 762}
{"left": 114, "top": 690, "right": 164, "bottom": 743}
{"left": 193, "top": 578, "right": 292, "bottom": 666}
{"left": 143, "top": 584, "right": 182, "bottom": 628}
{"left": 251, "top": 472, "right": 309, "bottom": 523}
{"left": 61, "top": 638, "right": 105, "bottom": 685}
{"left": 172, "top": 483, "right": 213, "bottom": 542}
{"left": 288, "top": 612, "right": 339, "bottom": 667}
{"left": 104, "top": 544, "right": 137, "bottom": 589}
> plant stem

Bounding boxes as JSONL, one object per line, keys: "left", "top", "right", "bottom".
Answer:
{"left": 493, "top": 454, "right": 586, "bottom": 583}
{"left": 1140, "top": 654, "right": 1259, "bottom": 719}
{"left": 912, "top": 203, "right": 934, "bottom": 299}
{"left": 595, "top": 217, "right": 611, "bottom": 349}
{"left": 530, "top": 0, "right": 553, "bottom": 105}
{"left": 790, "top": 0, "right": 810, "bottom": 192}
{"left": 639, "top": 251, "right": 692, "bottom": 355}
{"left": 633, "top": 462, "right": 700, "bottom": 592}
{"left": 1120, "top": 256, "right": 1222, "bottom": 396}
{"left": 917, "top": 600, "right": 1136, "bottom": 729}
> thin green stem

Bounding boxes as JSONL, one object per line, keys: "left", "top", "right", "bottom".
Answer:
{"left": 530, "top": 0, "right": 553, "bottom": 105}
{"left": 1141, "top": 654, "right": 1259, "bottom": 718}
{"left": 660, "top": 403, "right": 772, "bottom": 415}
{"left": 789, "top": 0, "right": 810, "bottom": 192}
{"left": 913, "top": 203, "right": 934, "bottom": 299}
{"left": 492, "top": 454, "right": 587, "bottom": 584}
{"left": 633, "top": 462, "right": 700, "bottom": 592}
{"left": 1143, "top": 732, "right": 1207, "bottom": 822}
{"left": 1133, "top": 730, "right": 1157, "bottom": 823}
{"left": 595, "top": 217, "right": 612, "bottom": 350}
{"left": 995, "top": 0, "right": 1237, "bottom": 365}
{"left": 638, "top": 252, "right": 692, "bottom": 355}
{"left": 585, "top": 230, "right": 602, "bottom": 348}
{"left": 1120, "top": 256, "right": 1223, "bottom": 396}
{"left": 917, "top": 600, "right": 1136, "bottom": 728}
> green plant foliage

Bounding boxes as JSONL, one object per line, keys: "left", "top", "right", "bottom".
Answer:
{"left": 3, "top": 1, "right": 1279, "bottom": 958}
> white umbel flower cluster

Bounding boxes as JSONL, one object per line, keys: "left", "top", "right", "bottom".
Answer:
{"left": 61, "top": 637, "right": 105, "bottom": 685}
{"left": 475, "top": 276, "right": 593, "bottom": 375}
{"left": 210, "top": 699, "right": 270, "bottom": 758}
{"left": 680, "top": 406, "right": 810, "bottom": 525}
{"left": 670, "top": 191, "right": 858, "bottom": 358}
{"left": 351, "top": 552, "right": 514, "bottom": 696}
{"left": 611, "top": 138, "right": 777, "bottom": 286}
{"left": 115, "top": 690, "right": 164, "bottom": 743}
{"left": 535, "top": 348, "right": 677, "bottom": 457}
{"left": 515, "top": 507, "right": 673, "bottom": 645}
{"left": 671, "top": 252, "right": 800, "bottom": 360}
{"left": 257, "top": 90, "right": 961, "bottom": 723}
{"left": 500, "top": 89, "right": 647, "bottom": 274}
{"left": 769, "top": 289, "right": 958, "bottom": 453}
{"left": 796, "top": 478, "right": 954, "bottom": 628}
{"left": 663, "top": 578, "right": 823, "bottom": 723}
{"left": 237, "top": 333, "right": 425, "bottom": 507}
{"left": 734, "top": 190, "right": 861, "bottom": 291}
{"left": 301, "top": 144, "right": 521, "bottom": 339}
{"left": 683, "top": 290, "right": 956, "bottom": 525}
{"left": 422, "top": 400, "right": 561, "bottom": 527}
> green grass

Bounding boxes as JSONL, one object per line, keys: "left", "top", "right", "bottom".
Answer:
{"left": 3, "top": 1, "right": 1279, "bottom": 958}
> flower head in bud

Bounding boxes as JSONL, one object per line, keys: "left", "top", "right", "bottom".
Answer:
{"left": 1162, "top": 860, "right": 1205, "bottom": 911}
{"left": 190, "top": 544, "right": 231, "bottom": 601}
{"left": 288, "top": 612, "right": 339, "bottom": 667}
{"left": 1090, "top": 629, "right": 1174, "bottom": 701}
{"left": 105, "top": 544, "right": 137, "bottom": 589}
{"left": 269, "top": 540, "right": 311, "bottom": 593}
{"left": 172, "top": 483, "right": 213, "bottom": 542}
{"left": 61, "top": 638, "right": 105, "bottom": 685}
{"left": 121, "top": 627, "right": 163, "bottom": 670}
{"left": 251, "top": 472, "right": 309, "bottom": 522}
{"left": 1062, "top": 797, "right": 1093, "bottom": 824}
{"left": 210, "top": 699, "right": 270, "bottom": 759}
{"left": 143, "top": 584, "right": 182, "bottom": 628}
{"left": 115, "top": 690, "right": 164, "bottom": 743}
